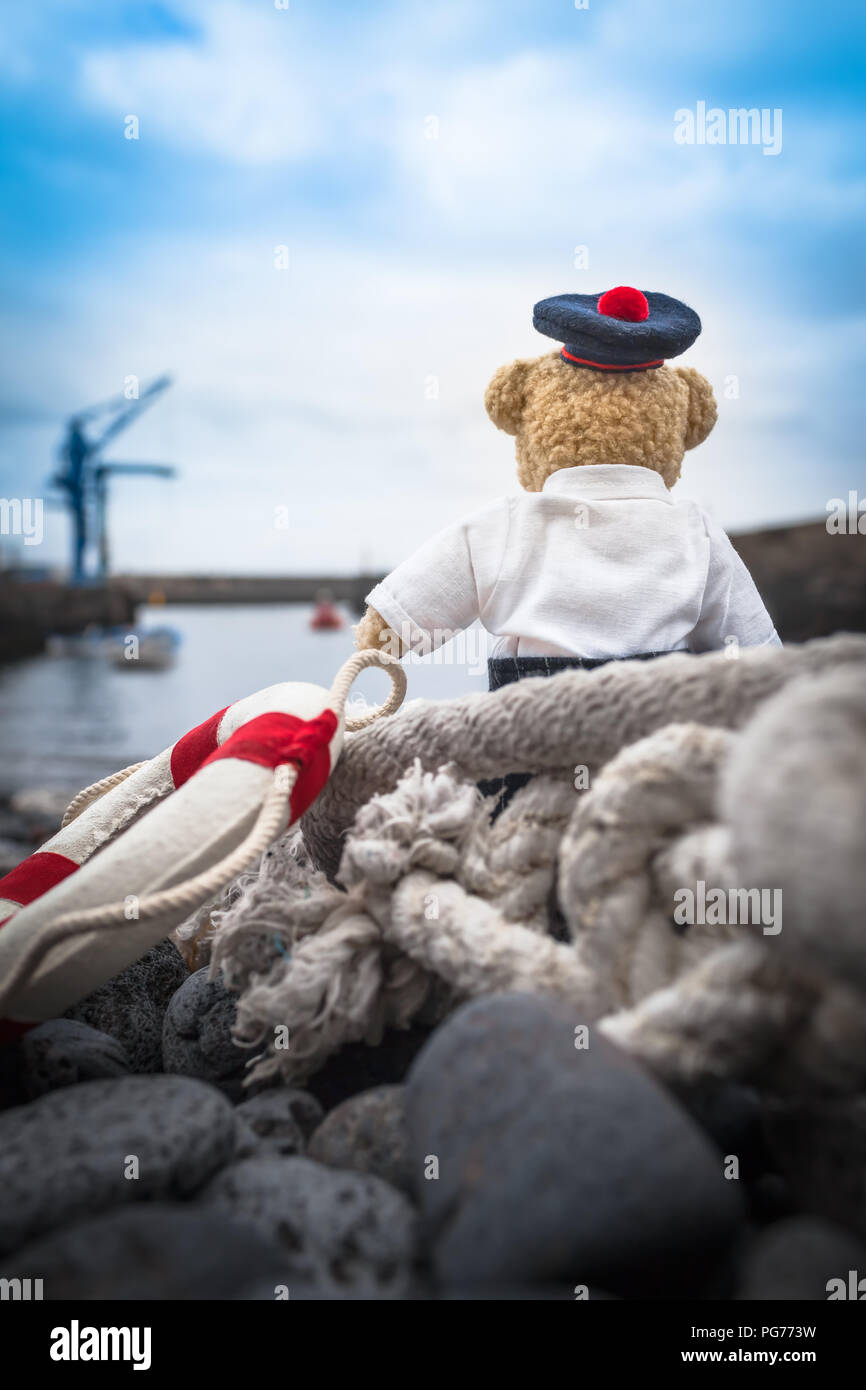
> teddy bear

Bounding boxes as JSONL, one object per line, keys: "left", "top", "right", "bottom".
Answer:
{"left": 355, "top": 286, "right": 779, "bottom": 690}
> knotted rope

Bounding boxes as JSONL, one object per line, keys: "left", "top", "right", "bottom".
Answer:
{"left": 302, "top": 634, "right": 866, "bottom": 877}
{"left": 206, "top": 636, "right": 866, "bottom": 1095}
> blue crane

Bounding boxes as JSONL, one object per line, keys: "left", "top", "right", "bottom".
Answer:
{"left": 53, "top": 376, "right": 176, "bottom": 584}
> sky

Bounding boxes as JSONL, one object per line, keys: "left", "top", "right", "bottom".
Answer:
{"left": 0, "top": 0, "right": 864, "bottom": 576}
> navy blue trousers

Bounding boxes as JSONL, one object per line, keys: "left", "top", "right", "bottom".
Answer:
{"left": 480, "top": 651, "right": 671, "bottom": 815}
{"left": 487, "top": 651, "right": 671, "bottom": 692}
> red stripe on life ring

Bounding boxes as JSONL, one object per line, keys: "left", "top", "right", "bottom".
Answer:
{"left": 0, "top": 851, "right": 80, "bottom": 1040}
{"left": 170, "top": 705, "right": 230, "bottom": 787}
{"left": 0, "top": 851, "right": 79, "bottom": 918}
{"left": 202, "top": 709, "right": 338, "bottom": 823}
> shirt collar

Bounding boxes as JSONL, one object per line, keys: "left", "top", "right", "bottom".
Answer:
{"left": 541, "top": 464, "right": 673, "bottom": 503}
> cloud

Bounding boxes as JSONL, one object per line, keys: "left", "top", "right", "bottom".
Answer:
{"left": 67, "top": 0, "right": 866, "bottom": 251}
{"left": 2, "top": 223, "right": 859, "bottom": 578}
{"left": 79, "top": 0, "right": 322, "bottom": 164}
{"left": 385, "top": 46, "right": 866, "bottom": 254}
{"left": 2, "top": 0, "right": 863, "bottom": 579}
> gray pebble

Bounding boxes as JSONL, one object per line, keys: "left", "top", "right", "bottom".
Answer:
{"left": 308, "top": 1085, "right": 413, "bottom": 1195}
{"left": 0, "top": 1204, "right": 287, "bottom": 1301}
{"left": 234, "top": 1087, "right": 324, "bottom": 1156}
{"left": 0, "top": 1075, "right": 237, "bottom": 1255}
{"left": 764, "top": 1096, "right": 866, "bottom": 1240}
{"left": 736, "top": 1217, "right": 866, "bottom": 1300}
{"left": 198, "top": 1155, "right": 417, "bottom": 1298}
{"left": 13, "top": 1019, "right": 131, "bottom": 1100}
{"left": 162, "top": 967, "right": 250, "bottom": 1098}
{"left": 232, "top": 1115, "right": 264, "bottom": 1160}
{"left": 407, "top": 992, "right": 743, "bottom": 1295}
{"left": 65, "top": 939, "right": 188, "bottom": 1073}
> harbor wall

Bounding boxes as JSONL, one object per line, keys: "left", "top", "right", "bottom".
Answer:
{"left": 0, "top": 520, "right": 862, "bottom": 664}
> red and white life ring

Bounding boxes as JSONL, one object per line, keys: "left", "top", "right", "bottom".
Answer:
{"left": 0, "top": 651, "right": 404, "bottom": 1037}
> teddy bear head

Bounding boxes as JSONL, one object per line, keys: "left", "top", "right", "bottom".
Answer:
{"left": 485, "top": 288, "right": 717, "bottom": 491}
{"left": 484, "top": 352, "right": 717, "bottom": 491}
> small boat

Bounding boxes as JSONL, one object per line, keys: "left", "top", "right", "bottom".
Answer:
{"left": 310, "top": 600, "right": 344, "bottom": 631}
{"left": 107, "top": 625, "right": 180, "bottom": 671}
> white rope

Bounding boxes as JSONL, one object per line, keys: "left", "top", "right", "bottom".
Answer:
{"left": 302, "top": 633, "right": 866, "bottom": 878}
{"left": 330, "top": 648, "right": 407, "bottom": 731}
{"left": 61, "top": 762, "right": 148, "bottom": 827}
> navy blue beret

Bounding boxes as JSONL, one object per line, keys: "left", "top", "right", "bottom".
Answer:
{"left": 533, "top": 287, "right": 701, "bottom": 372}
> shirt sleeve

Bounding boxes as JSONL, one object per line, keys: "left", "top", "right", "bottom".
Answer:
{"left": 689, "top": 508, "right": 782, "bottom": 652}
{"left": 365, "top": 499, "right": 511, "bottom": 654}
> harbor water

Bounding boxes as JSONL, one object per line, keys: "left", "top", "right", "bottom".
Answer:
{"left": 0, "top": 604, "right": 490, "bottom": 796}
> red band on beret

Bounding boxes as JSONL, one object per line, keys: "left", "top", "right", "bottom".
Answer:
{"left": 560, "top": 348, "right": 663, "bottom": 371}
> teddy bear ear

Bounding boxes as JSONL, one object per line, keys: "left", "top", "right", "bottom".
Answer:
{"left": 484, "top": 358, "right": 533, "bottom": 435}
{"left": 674, "top": 367, "right": 718, "bottom": 450}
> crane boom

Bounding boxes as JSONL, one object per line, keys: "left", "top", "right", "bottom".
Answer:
{"left": 91, "top": 375, "right": 173, "bottom": 452}
{"left": 94, "top": 464, "right": 176, "bottom": 478}
{"left": 57, "top": 375, "right": 176, "bottom": 583}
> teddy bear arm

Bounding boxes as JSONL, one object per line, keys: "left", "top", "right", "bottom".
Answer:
{"left": 354, "top": 604, "right": 407, "bottom": 656}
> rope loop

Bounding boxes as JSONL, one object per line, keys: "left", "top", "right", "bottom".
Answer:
{"left": 330, "top": 648, "right": 407, "bottom": 731}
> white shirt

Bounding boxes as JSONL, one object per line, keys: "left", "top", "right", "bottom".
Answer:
{"left": 366, "top": 464, "right": 781, "bottom": 660}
